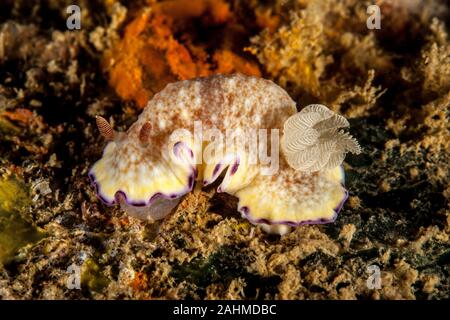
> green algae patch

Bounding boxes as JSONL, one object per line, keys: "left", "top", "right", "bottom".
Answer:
{"left": 81, "top": 258, "right": 110, "bottom": 293}
{"left": 0, "top": 175, "right": 44, "bottom": 264}
{"left": 171, "top": 245, "right": 249, "bottom": 287}
{"left": 0, "top": 117, "right": 20, "bottom": 136}
{"left": 170, "top": 245, "right": 281, "bottom": 299}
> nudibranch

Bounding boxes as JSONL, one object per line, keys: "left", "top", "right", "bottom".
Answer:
{"left": 89, "top": 74, "right": 361, "bottom": 235}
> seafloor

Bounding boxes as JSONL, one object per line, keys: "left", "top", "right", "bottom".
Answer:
{"left": 0, "top": 0, "right": 449, "bottom": 299}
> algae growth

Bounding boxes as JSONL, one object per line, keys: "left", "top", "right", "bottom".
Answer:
{"left": 0, "top": 175, "right": 43, "bottom": 264}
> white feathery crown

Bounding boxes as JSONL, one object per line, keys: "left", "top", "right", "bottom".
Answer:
{"left": 281, "top": 104, "right": 361, "bottom": 172}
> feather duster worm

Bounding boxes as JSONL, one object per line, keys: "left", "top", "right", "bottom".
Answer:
{"left": 89, "top": 74, "right": 360, "bottom": 234}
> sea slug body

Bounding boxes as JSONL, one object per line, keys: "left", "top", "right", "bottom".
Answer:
{"left": 89, "top": 74, "right": 360, "bottom": 235}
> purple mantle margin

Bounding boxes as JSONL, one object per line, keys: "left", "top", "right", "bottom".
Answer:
{"left": 88, "top": 141, "right": 197, "bottom": 207}
{"left": 238, "top": 186, "right": 349, "bottom": 227}
{"left": 89, "top": 143, "right": 349, "bottom": 227}
{"left": 88, "top": 168, "right": 197, "bottom": 207}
